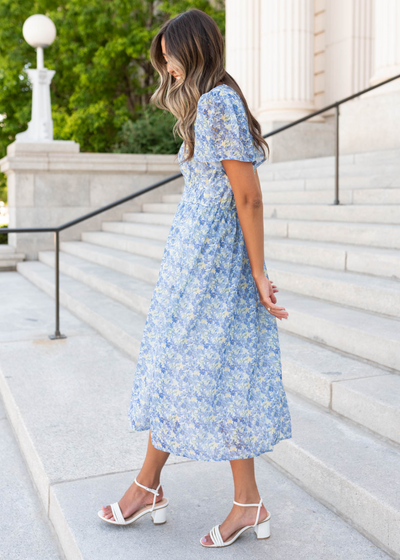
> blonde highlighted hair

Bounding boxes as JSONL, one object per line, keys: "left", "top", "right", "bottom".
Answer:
{"left": 150, "top": 8, "right": 269, "bottom": 163}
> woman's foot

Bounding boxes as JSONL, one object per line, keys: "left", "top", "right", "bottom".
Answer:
{"left": 101, "top": 478, "right": 164, "bottom": 522}
{"left": 201, "top": 502, "right": 269, "bottom": 546}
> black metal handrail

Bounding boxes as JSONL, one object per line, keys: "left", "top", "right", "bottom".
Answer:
{"left": 2, "top": 71, "right": 400, "bottom": 339}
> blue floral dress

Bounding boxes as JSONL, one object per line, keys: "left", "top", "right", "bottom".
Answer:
{"left": 128, "top": 84, "right": 292, "bottom": 461}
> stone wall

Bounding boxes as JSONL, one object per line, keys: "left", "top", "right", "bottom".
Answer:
{"left": 0, "top": 141, "right": 184, "bottom": 260}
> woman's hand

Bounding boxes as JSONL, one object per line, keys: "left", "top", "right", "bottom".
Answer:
{"left": 253, "top": 274, "right": 289, "bottom": 321}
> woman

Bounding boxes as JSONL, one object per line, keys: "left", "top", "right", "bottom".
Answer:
{"left": 99, "top": 8, "right": 292, "bottom": 548}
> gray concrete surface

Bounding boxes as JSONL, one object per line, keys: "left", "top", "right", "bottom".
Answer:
{"left": 0, "top": 257, "right": 397, "bottom": 560}
{"left": 0, "top": 400, "right": 63, "bottom": 560}
{"left": 17, "top": 258, "right": 400, "bottom": 374}
{"left": 50, "top": 458, "right": 391, "bottom": 560}
{"left": 3, "top": 144, "right": 400, "bottom": 559}
{"left": 267, "top": 393, "right": 400, "bottom": 558}
{"left": 0, "top": 272, "right": 189, "bottom": 509}
{"left": 41, "top": 246, "right": 400, "bottom": 317}
{"left": 77, "top": 220, "right": 400, "bottom": 280}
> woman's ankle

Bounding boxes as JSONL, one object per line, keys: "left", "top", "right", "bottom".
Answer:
{"left": 135, "top": 472, "right": 161, "bottom": 491}
{"left": 233, "top": 491, "right": 261, "bottom": 504}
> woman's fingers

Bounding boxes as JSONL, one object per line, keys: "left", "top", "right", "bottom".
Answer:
{"left": 269, "top": 281, "right": 279, "bottom": 293}
{"left": 262, "top": 301, "right": 289, "bottom": 320}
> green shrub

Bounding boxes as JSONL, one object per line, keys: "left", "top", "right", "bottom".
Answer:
{"left": 113, "top": 104, "right": 182, "bottom": 154}
{"left": 0, "top": 224, "right": 8, "bottom": 244}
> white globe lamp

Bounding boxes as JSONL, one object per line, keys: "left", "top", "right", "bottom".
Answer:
{"left": 22, "top": 14, "right": 56, "bottom": 69}
{"left": 15, "top": 15, "right": 57, "bottom": 142}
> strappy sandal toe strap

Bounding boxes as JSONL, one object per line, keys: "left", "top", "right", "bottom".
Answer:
{"left": 98, "top": 477, "right": 169, "bottom": 526}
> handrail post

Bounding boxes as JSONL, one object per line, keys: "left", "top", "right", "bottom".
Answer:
{"left": 334, "top": 103, "right": 340, "bottom": 205}
{"left": 49, "top": 230, "right": 66, "bottom": 340}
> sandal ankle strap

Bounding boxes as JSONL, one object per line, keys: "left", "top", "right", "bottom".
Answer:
{"left": 134, "top": 478, "right": 161, "bottom": 496}
{"left": 233, "top": 497, "right": 263, "bottom": 527}
{"left": 134, "top": 478, "right": 162, "bottom": 512}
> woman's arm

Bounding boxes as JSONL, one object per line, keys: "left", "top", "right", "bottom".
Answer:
{"left": 222, "top": 160, "right": 288, "bottom": 320}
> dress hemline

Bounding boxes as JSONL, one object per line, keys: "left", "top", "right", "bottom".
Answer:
{"left": 128, "top": 421, "right": 292, "bottom": 462}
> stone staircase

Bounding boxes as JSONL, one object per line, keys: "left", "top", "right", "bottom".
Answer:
{"left": 0, "top": 244, "right": 25, "bottom": 270}
{"left": 17, "top": 147, "right": 400, "bottom": 559}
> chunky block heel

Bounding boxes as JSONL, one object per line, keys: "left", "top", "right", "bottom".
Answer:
{"left": 254, "top": 517, "right": 271, "bottom": 539}
{"left": 151, "top": 506, "right": 167, "bottom": 524}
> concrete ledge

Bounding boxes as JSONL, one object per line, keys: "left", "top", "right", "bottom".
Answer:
{"left": 0, "top": 244, "right": 25, "bottom": 270}
{"left": 1, "top": 141, "right": 184, "bottom": 260}
{"left": 264, "top": 393, "right": 400, "bottom": 559}
{"left": 0, "top": 400, "right": 63, "bottom": 559}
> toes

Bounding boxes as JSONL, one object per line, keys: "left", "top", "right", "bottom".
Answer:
{"left": 201, "top": 534, "right": 213, "bottom": 546}
{"left": 101, "top": 505, "right": 114, "bottom": 521}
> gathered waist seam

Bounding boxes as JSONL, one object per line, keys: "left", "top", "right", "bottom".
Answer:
{"left": 179, "top": 197, "right": 235, "bottom": 210}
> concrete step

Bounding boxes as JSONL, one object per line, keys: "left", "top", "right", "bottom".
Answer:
{"left": 278, "top": 290, "right": 400, "bottom": 371}
{"left": 62, "top": 238, "right": 400, "bottom": 318}
{"left": 163, "top": 188, "right": 400, "bottom": 205}
{"left": 17, "top": 260, "right": 146, "bottom": 361}
{"left": 123, "top": 210, "right": 174, "bottom": 226}
{"left": 32, "top": 248, "right": 400, "bottom": 445}
{"left": 104, "top": 214, "right": 400, "bottom": 250}
{"left": 16, "top": 243, "right": 400, "bottom": 445}
{"left": 5, "top": 269, "right": 400, "bottom": 559}
{"left": 279, "top": 333, "right": 400, "bottom": 445}
{"left": 103, "top": 220, "right": 171, "bottom": 242}
{"left": 122, "top": 209, "right": 302, "bottom": 236}
{"left": 264, "top": 238, "right": 400, "bottom": 279}
{"left": 17, "top": 253, "right": 400, "bottom": 447}
{"left": 38, "top": 250, "right": 154, "bottom": 317}
{"left": 258, "top": 147, "right": 400, "bottom": 172}
{"left": 264, "top": 392, "right": 400, "bottom": 559}
{"left": 266, "top": 218, "right": 400, "bottom": 251}
{"left": 0, "top": 399, "right": 63, "bottom": 559}
{"left": 267, "top": 259, "right": 400, "bottom": 318}
{"left": 256, "top": 149, "right": 400, "bottom": 188}
{"left": 81, "top": 229, "right": 400, "bottom": 281}
{"left": 0, "top": 273, "right": 391, "bottom": 560}
{"left": 259, "top": 173, "right": 400, "bottom": 189}
{"left": 354, "top": 187, "right": 400, "bottom": 205}
{"left": 81, "top": 230, "right": 165, "bottom": 260}
{"left": 60, "top": 240, "right": 160, "bottom": 285}
{"left": 0, "top": 244, "right": 25, "bottom": 270}
{"left": 11, "top": 263, "right": 400, "bottom": 558}
{"left": 32, "top": 246, "right": 400, "bottom": 371}
{"left": 262, "top": 204, "right": 400, "bottom": 225}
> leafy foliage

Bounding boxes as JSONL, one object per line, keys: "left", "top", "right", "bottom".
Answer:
{"left": 0, "top": 224, "right": 7, "bottom": 243}
{"left": 0, "top": 0, "right": 225, "bottom": 204}
{"left": 112, "top": 103, "right": 182, "bottom": 154}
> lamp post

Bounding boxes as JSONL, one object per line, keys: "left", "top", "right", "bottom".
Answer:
{"left": 15, "top": 14, "right": 57, "bottom": 142}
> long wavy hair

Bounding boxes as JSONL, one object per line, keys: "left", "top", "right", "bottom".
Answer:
{"left": 149, "top": 8, "right": 269, "bottom": 164}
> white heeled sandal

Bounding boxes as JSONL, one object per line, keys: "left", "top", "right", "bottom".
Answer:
{"left": 200, "top": 497, "right": 271, "bottom": 548}
{"left": 98, "top": 478, "right": 169, "bottom": 526}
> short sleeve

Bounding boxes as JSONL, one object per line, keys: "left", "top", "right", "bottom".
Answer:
{"left": 193, "top": 88, "right": 267, "bottom": 171}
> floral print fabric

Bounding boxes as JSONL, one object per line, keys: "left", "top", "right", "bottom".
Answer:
{"left": 128, "top": 84, "right": 292, "bottom": 461}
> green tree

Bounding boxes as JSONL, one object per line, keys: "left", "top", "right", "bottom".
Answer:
{"left": 0, "top": 0, "right": 225, "bottom": 203}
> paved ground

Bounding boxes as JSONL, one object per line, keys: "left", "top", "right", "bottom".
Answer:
{"left": 0, "top": 271, "right": 392, "bottom": 559}
{"left": 0, "top": 399, "right": 63, "bottom": 560}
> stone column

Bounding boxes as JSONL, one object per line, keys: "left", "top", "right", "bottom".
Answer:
{"left": 324, "top": 0, "right": 374, "bottom": 104}
{"left": 258, "top": 0, "right": 316, "bottom": 122}
{"left": 225, "top": 0, "right": 261, "bottom": 113}
{"left": 369, "top": 0, "right": 400, "bottom": 92}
